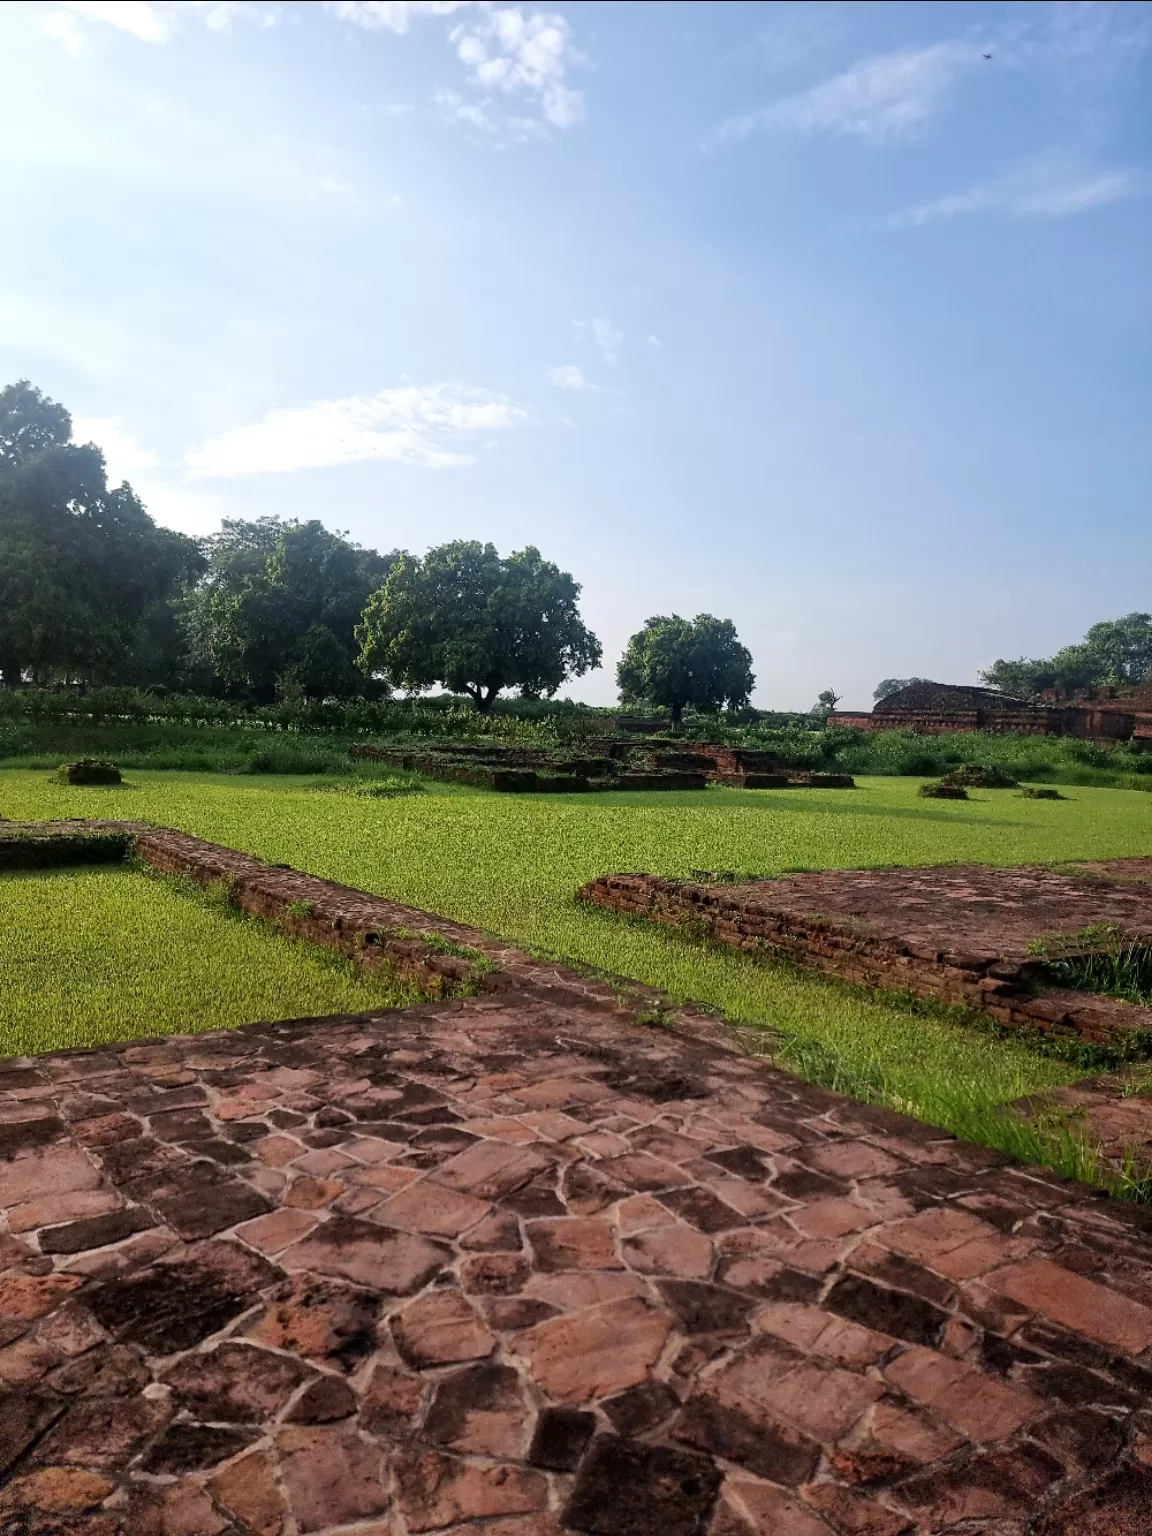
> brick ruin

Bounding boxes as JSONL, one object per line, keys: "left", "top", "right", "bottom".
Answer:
{"left": 829, "top": 680, "right": 1152, "bottom": 744}
{"left": 579, "top": 863, "right": 1152, "bottom": 1050}
{"left": 350, "top": 741, "right": 854, "bottom": 793}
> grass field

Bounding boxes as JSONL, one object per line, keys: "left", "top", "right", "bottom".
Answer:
{"left": 2, "top": 768, "right": 1150, "bottom": 1185}
{"left": 0, "top": 864, "right": 416, "bottom": 1059}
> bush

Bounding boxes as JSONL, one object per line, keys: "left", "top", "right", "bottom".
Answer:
{"left": 57, "top": 759, "right": 122, "bottom": 786}
{"left": 940, "top": 764, "right": 1020, "bottom": 789}
{"left": 918, "top": 781, "right": 968, "bottom": 800}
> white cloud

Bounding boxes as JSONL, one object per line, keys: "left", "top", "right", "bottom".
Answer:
{"left": 591, "top": 316, "right": 622, "bottom": 366}
{"left": 547, "top": 365, "right": 585, "bottom": 389}
{"left": 646, "top": 334, "right": 662, "bottom": 350}
{"left": 888, "top": 160, "right": 1144, "bottom": 227}
{"left": 72, "top": 415, "right": 161, "bottom": 482}
{"left": 184, "top": 383, "right": 526, "bottom": 477}
{"left": 715, "top": 41, "right": 974, "bottom": 145}
{"left": 39, "top": 9, "right": 86, "bottom": 51}
{"left": 324, "top": 0, "right": 475, "bottom": 32}
{"left": 62, "top": 1, "right": 171, "bottom": 43}
{"left": 450, "top": 6, "right": 583, "bottom": 129}
{"left": 332, "top": 1, "right": 582, "bottom": 136}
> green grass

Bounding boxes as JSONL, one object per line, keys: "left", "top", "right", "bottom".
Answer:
{"left": 0, "top": 863, "right": 416, "bottom": 1058}
{"left": 3, "top": 768, "right": 1151, "bottom": 1189}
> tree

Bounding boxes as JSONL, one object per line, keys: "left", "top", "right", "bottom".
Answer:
{"left": 873, "top": 677, "right": 928, "bottom": 702}
{"left": 0, "top": 380, "right": 203, "bottom": 688}
{"left": 183, "top": 517, "right": 398, "bottom": 702}
{"left": 980, "top": 614, "right": 1152, "bottom": 699}
{"left": 815, "top": 688, "right": 841, "bottom": 715}
{"left": 356, "top": 540, "right": 602, "bottom": 712}
{"left": 616, "top": 614, "right": 754, "bottom": 727}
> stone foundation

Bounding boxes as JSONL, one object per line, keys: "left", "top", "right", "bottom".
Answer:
{"left": 578, "top": 866, "right": 1152, "bottom": 1048}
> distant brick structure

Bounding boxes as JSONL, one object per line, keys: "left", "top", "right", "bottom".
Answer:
{"left": 830, "top": 679, "right": 1152, "bottom": 742}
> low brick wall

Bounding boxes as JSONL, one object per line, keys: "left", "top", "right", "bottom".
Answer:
{"left": 578, "top": 873, "right": 1151, "bottom": 1047}
{"left": 131, "top": 829, "right": 508, "bottom": 999}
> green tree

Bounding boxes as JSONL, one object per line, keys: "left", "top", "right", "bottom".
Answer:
{"left": 981, "top": 613, "right": 1152, "bottom": 699}
{"left": 0, "top": 381, "right": 202, "bottom": 688}
{"left": 616, "top": 613, "right": 754, "bottom": 726}
{"left": 814, "top": 688, "right": 841, "bottom": 715}
{"left": 183, "top": 517, "right": 398, "bottom": 702}
{"left": 356, "top": 540, "right": 601, "bottom": 711}
{"left": 873, "top": 677, "right": 928, "bottom": 702}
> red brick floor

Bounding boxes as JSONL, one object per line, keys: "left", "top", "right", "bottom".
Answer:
{"left": 2, "top": 993, "right": 1151, "bottom": 1534}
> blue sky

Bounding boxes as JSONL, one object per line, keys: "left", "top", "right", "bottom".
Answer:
{"left": 2, "top": 0, "right": 1148, "bottom": 708}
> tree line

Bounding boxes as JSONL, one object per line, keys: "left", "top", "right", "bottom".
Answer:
{"left": 0, "top": 381, "right": 756, "bottom": 720}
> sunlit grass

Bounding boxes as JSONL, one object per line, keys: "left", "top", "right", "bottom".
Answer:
{"left": 0, "top": 863, "right": 415, "bottom": 1058}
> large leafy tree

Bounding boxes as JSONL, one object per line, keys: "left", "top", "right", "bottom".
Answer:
{"left": 617, "top": 613, "right": 754, "bottom": 726}
{"left": 873, "top": 677, "right": 929, "bottom": 702}
{"left": 183, "top": 517, "right": 398, "bottom": 702}
{"left": 0, "top": 381, "right": 202, "bottom": 687}
{"left": 981, "top": 613, "right": 1152, "bottom": 699}
{"left": 356, "top": 540, "right": 602, "bottom": 711}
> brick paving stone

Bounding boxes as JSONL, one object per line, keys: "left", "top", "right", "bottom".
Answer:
{"left": 3, "top": 916, "right": 1152, "bottom": 1533}
{"left": 884, "top": 1344, "right": 1040, "bottom": 1442}
{"left": 392, "top": 1288, "right": 495, "bottom": 1367}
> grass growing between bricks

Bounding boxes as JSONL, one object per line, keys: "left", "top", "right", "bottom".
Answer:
{"left": 3, "top": 768, "right": 1151, "bottom": 1190}
{"left": 0, "top": 863, "right": 418, "bottom": 1058}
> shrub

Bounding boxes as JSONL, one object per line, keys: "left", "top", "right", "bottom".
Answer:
{"left": 57, "top": 759, "right": 122, "bottom": 786}
{"left": 919, "top": 782, "right": 968, "bottom": 800}
{"left": 1022, "top": 787, "right": 1064, "bottom": 801}
{"left": 940, "top": 764, "right": 1019, "bottom": 789}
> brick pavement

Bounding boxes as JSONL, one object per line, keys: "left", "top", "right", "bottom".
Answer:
{"left": 2, "top": 992, "right": 1152, "bottom": 1534}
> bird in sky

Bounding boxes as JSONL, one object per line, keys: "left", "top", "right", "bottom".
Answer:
{"left": 983, "top": 51, "right": 993, "bottom": 59}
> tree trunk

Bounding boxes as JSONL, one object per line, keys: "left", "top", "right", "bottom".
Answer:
{"left": 0, "top": 653, "right": 25, "bottom": 689}
{"left": 670, "top": 700, "right": 684, "bottom": 728}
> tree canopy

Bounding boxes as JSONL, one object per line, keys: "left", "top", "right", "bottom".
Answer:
{"left": 182, "top": 517, "right": 399, "bottom": 703}
{"left": 981, "top": 614, "right": 1152, "bottom": 699}
{"left": 0, "top": 380, "right": 202, "bottom": 688}
{"left": 355, "top": 540, "right": 602, "bottom": 711}
{"left": 873, "top": 677, "right": 929, "bottom": 702}
{"left": 617, "top": 613, "right": 754, "bottom": 725}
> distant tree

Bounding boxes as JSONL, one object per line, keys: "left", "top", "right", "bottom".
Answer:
{"left": 617, "top": 614, "right": 754, "bottom": 727}
{"left": 183, "top": 517, "right": 397, "bottom": 702}
{"left": 356, "top": 540, "right": 602, "bottom": 712}
{"left": 0, "top": 380, "right": 203, "bottom": 688}
{"left": 981, "top": 613, "right": 1152, "bottom": 699}
{"left": 873, "top": 677, "right": 929, "bottom": 702}
{"left": 815, "top": 688, "right": 841, "bottom": 715}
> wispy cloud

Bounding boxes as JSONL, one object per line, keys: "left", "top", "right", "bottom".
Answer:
{"left": 715, "top": 41, "right": 976, "bottom": 145}
{"left": 332, "top": 1, "right": 582, "bottom": 136}
{"left": 887, "top": 159, "right": 1145, "bottom": 227}
{"left": 61, "top": 1, "right": 172, "bottom": 43}
{"left": 185, "top": 383, "right": 525, "bottom": 477}
{"left": 48, "top": 0, "right": 279, "bottom": 46}
{"left": 595, "top": 319, "right": 622, "bottom": 366}
{"left": 324, "top": 1, "right": 474, "bottom": 32}
{"left": 547, "top": 365, "right": 585, "bottom": 390}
